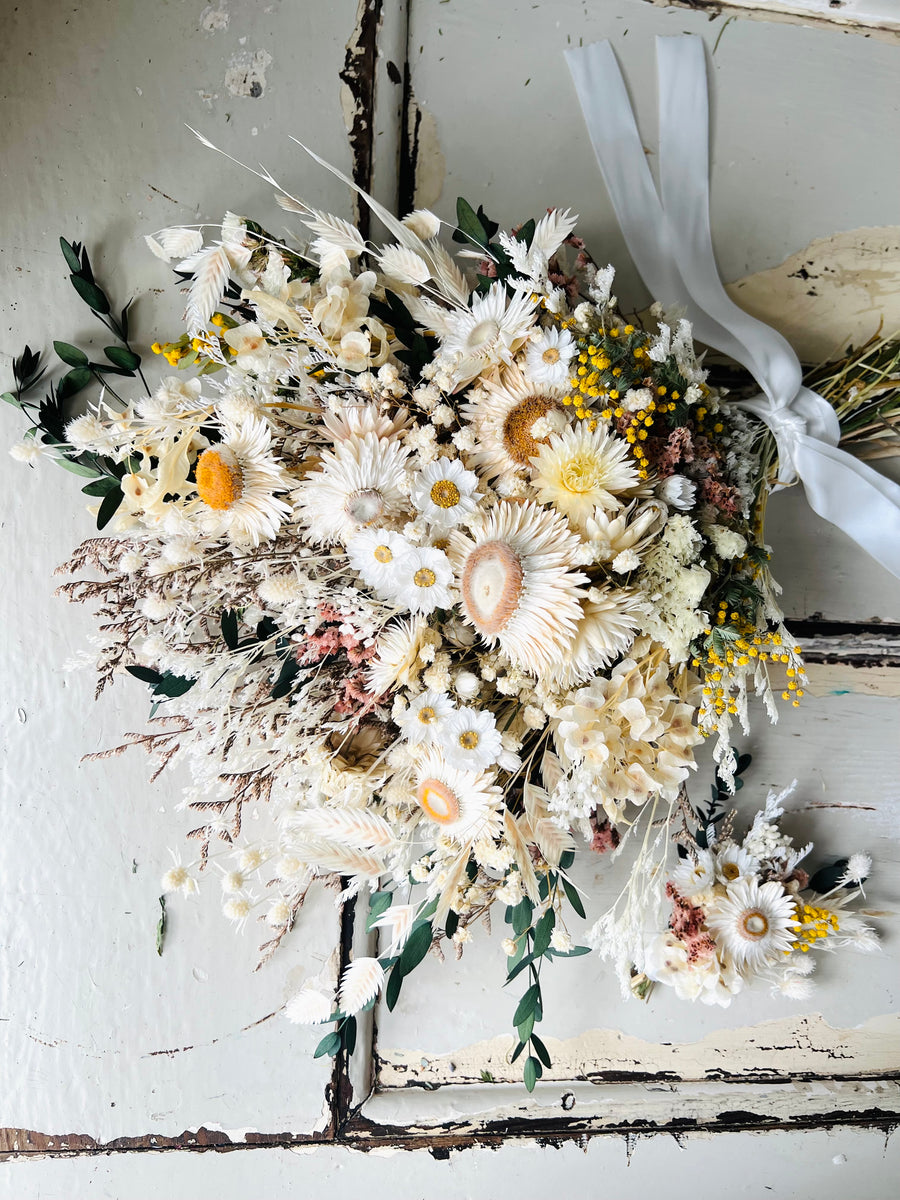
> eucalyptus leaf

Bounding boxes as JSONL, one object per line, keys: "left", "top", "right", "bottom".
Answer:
{"left": 531, "top": 1033, "right": 552, "bottom": 1069}
{"left": 313, "top": 1031, "right": 342, "bottom": 1059}
{"left": 562, "top": 878, "right": 586, "bottom": 919}
{"left": 56, "top": 456, "right": 103, "bottom": 478}
{"left": 513, "top": 983, "right": 540, "bottom": 1026}
{"left": 82, "top": 476, "right": 120, "bottom": 497}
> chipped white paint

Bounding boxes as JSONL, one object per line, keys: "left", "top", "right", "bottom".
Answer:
{"left": 225, "top": 48, "right": 273, "bottom": 99}
{"left": 200, "top": 5, "right": 230, "bottom": 34}
{"left": 640, "top": 0, "right": 900, "bottom": 43}
{"left": 728, "top": 227, "right": 900, "bottom": 364}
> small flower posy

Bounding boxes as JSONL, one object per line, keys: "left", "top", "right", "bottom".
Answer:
{"left": 4, "top": 161, "right": 880, "bottom": 1090}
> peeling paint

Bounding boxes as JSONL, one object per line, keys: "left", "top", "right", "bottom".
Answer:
{"left": 401, "top": 90, "right": 446, "bottom": 213}
{"left": 638, "top": 1, "right": 900, "bottom": 44}
{"left": 340, "top": 0, "right": 384, "bottom": 238}
{"left": 225, "top": 49, "right": 273, "bottom": 99}
{"left": 376, "top": 1012, "right": 900, "bottom": 1091}
{"left": 728, "top": 228, "right": 900, "bottom": 363}
{"left": 200, "top": 5, "right": 230, "bottom": 33}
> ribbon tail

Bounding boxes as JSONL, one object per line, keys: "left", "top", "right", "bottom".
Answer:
{"left": 793, "top": 435, "right": 900, "bottom": 578}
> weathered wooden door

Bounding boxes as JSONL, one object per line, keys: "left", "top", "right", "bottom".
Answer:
{"left": 2, "top": 1, "right": 898, "bottom": 1194}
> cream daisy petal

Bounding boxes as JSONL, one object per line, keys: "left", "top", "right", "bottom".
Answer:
{"left": 384, "top": 546, "right": 455, "bottom": 615}
{"left": 396, "top": 690, "right": 455, "bottom": 746}
{"left": 295, "top": 432, "right": 411, "bottom": 545}
{"left": 436, "top": 283, "right": 538, "bottom": 387}
{"left": 346, "top": 527, "right": 414, "bottom": 595}
{"left": 706, "top": 879, "right": 798, "bottom": 974}
{"left": 448, "top": 500, "right": 588, "bottom": 676}
{"left": 524, "top": 325, "right": 576, "bottom": 390}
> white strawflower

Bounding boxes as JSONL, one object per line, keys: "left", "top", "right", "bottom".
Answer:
{"left": 396, "top": 689, "right": 455, "bottom": 746}
{"left": 453, "top": 670, "right": 481, "bottom": 700}
{"left": 414, "top": 750, "right": 503, "bottom": 843}
{"left": 670, "top": 849, "right": 716, "bottom": 901}
{"left": 714, "top": 841, "right": 760, "bottom": 886}
{"left": 194, "top": 416, "right": 293, "bottom": 547}
{"left": 706, "top": 879, "right": 797, "bottom": 974}
{"left": 384, "top": 546, "right": 455, "bottom": 616}
{"left": 295, "top": 432, "right": 411, "bottom": 546}
{"left": 346, "top": 527, "right": 413, "bottom": 596}
{"left": 411, "top": 458, "right": 479, "bottom": 528}
{"left": 656, "top": 474, "right": 696, "bottom": 511}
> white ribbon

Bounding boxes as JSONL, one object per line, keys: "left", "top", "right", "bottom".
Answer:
{"left": 566, "top": 35, "right": 900, "bottom": 579}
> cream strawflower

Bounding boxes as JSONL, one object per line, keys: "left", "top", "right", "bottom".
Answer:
{"left": 321, "top": 403, "right": 411, "bottom": 442}
{"left": 411, "top": 459, "right": 479, "bottom": 529}
{"left": 295, "top": 432, "right": 411, "bottom": 545}
{"left": 448, "top": 500, "right": 588, "bottom": 676}
{"left": 530, "top": 423, "right": 640, "bottom": 528}
{"left": 396, "top": 689, "right": 455, "bottom": 746}
{"left": 368, "top": 617, "right": 428, "bottom": 694}
{"left": 435, "top": 282, "right": 537, "bottom": 387}
{"left": 669, "top": 849, "right": 716, "bottom": 901}
{"left": 347, "top": 527, "right": 413, "bottom": 595}
{"left": 438, "top": 706, "right": 503, "bottom": 772}
{"left": 706, "top": 878, "right": 797, "bottom": 973}
{"left": 194, "top": 416, "right": 293, "bottom": 546}
{"left": 461, "top": 365, "right": 567, "bottom": 487}
{"left": 713, "top": 841, "right": 760, "bottom": 886}
{"left": 524, "top": 325, "right": 576, "bottom": 389}
{"left": 414, "top": 751, "right": 503, "bottom": 843}
{"left": 544, "top": 587, "right": 643, "bottom": 689}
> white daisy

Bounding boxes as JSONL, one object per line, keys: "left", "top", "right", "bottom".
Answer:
{"left": 437, "top": 282, "right": 537, "bottom": 387}
{"left": 524, "top": 325, "right": 576, "bottom": 389}
{"left": 414, "top": 751, "right": 503, "bottom": 843}
{"left": 530, "top": 423, "right": 640, "bottom": 529}
{"left": 706, "top": 878, "right": 797, "bottom": 974}
{"left": 295, "top": 432, "right": 411, "bottom": 545}
{"left": 669, "top": 849, "right": 717, "bottom": 902}
{"left": 714, "top": 841, "right": 760, "bottom": 886}
{"left": 438, "top": 706, "right": 503, "bottom": 772}
{"left": 385, "top": 546, "right": 455, "bottom": 616}
{"left": 367, "top": 617, "right": 428, "bottom": 695}
{"left": 448, "top": 500, "right": 588, "bottom": 676}
{"left": 194, "top": 416, "right": 293, "bottom": 546}
{"left": 544, "top": 587, "right": 643, "bottom": 689}
{"left": 396, "top": 690, "right": 455, "bottom": 747}
{"left": 460, "top": 365, "right": 568, "bottom": 486}
{"left": 346, "top": 527, "right": 413, "bottom": 596}
{"left": 411, "top": 459, "right": 479, "bottom": 529}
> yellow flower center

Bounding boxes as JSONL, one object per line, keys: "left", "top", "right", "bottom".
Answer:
{"left": 373, "top": 544, "right": 393, "bottom": 564}
{"left": 740, "top": 910, "right": 769, "bottom": 939}
{"left": 196, "top": 446, "right": 243, "bottom": 510}
{"left": 430, "top": 479, "right": 461, "bottom": 509}
{"left": 414, "top": 567, "right": 437, "bottom": 588}
{"left": 503, "top": 395, "right": 560, "bottom": 464}
{"left": 459, "top": 730, "right": 479, "bottom": 750}
{"left": 561, "top": 451, "right": 604, "bottom": 494}
{"left": 542, "top": 347, "right": 560, "bottom": 364}
{"left": 722, "top": 861, "right": 741, "bottom": 881}
{"left": 417, "top": 706, "right": 437, "bottom": 725}
{"left": 417, "top": 778, "right": 460, "bottom": 824}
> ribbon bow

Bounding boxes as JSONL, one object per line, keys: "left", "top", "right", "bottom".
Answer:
{"left": 566, "top": 36, "right": 900, "bottom": 579}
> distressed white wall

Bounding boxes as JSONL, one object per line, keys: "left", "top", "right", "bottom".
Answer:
{"left": 1, "top": 0, "right": 899, "bottom": 1193}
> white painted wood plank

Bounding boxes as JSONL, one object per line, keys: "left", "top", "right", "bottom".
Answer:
{"left": 0, "top": 0, "right": 368, "bottom": 1143}
{"left": 2, "top": 1127, "right": 898, "bottom": 1199}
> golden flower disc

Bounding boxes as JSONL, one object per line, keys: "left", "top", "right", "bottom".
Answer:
{"left": 417, "top": 777, "right": 461, "bottom": 824}
{"left": 542, "top": 347, "right": 561, "bottom": 364}
{"left": 502, "top": 395, "right": 560, "bottom": 465}
{"left": 740, "top": 910, "right": 769, "bottom": 939}
{"left": 196, "top": 446, "right": 244, "bottom": 510}
{"left": 414, "top": 567, "right": 437, "bottom": 588}
{"left": 722, "top": 862, "right": 741, "bottom": 882}
{"left": 430, "top": 479, "right": 462, "bottom": 509}
{"left": 459, "top": 730, "right": 480, "bottom": 750}
{"left": 373, "top": 544, "right": 393, "bottom": 564}
{"left": 417, "top": 706, "right": 437, "bottom": 725}
{"left": 461, "top": 539, "right": 524, "bottom": 635}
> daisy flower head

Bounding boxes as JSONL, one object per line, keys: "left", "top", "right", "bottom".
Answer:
{"left": 714, "top": 841, "right": 761, "bottom": 887}
{"left": 461, "top": 365, "right": 568, "bottom": 487}
{"left": 414, "top": 751, "right": 503, "bottom": 843}
{"left": 347, "top": 527, "right": 413, "bottom": 596}
{"left": 411, "top": 459, "right": 479, "bottom": 529}
{"left": 195, "top": 416, "right": 293, "bottom": 546}
{"left": 438, "top": 706, "right": 503, "bottom": 772}
{"left": 438, "top": 282, "right": 537, "bottom": 387}
{"left": 524, "top": 325, "right": 576, "bottom": 390}
{"left": 387, "top": 545, "right": 455, "bottom": 616}
{"left": 448, "top": 500, "right": 588, "bottom": 676}
{"left": 396, "top": 689, "right": 455, "bottom": 747}
{"left": 706, "top": 878, "right": 797, "bottom": 974}
{"left": 669, "top": 849, "right": 716, "bottom": 902}
{"left": 530, "top": 423, "right": 640, "bottom": 530}
{"left": 295, "top": 432, "right": 411, "bottom": 545}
